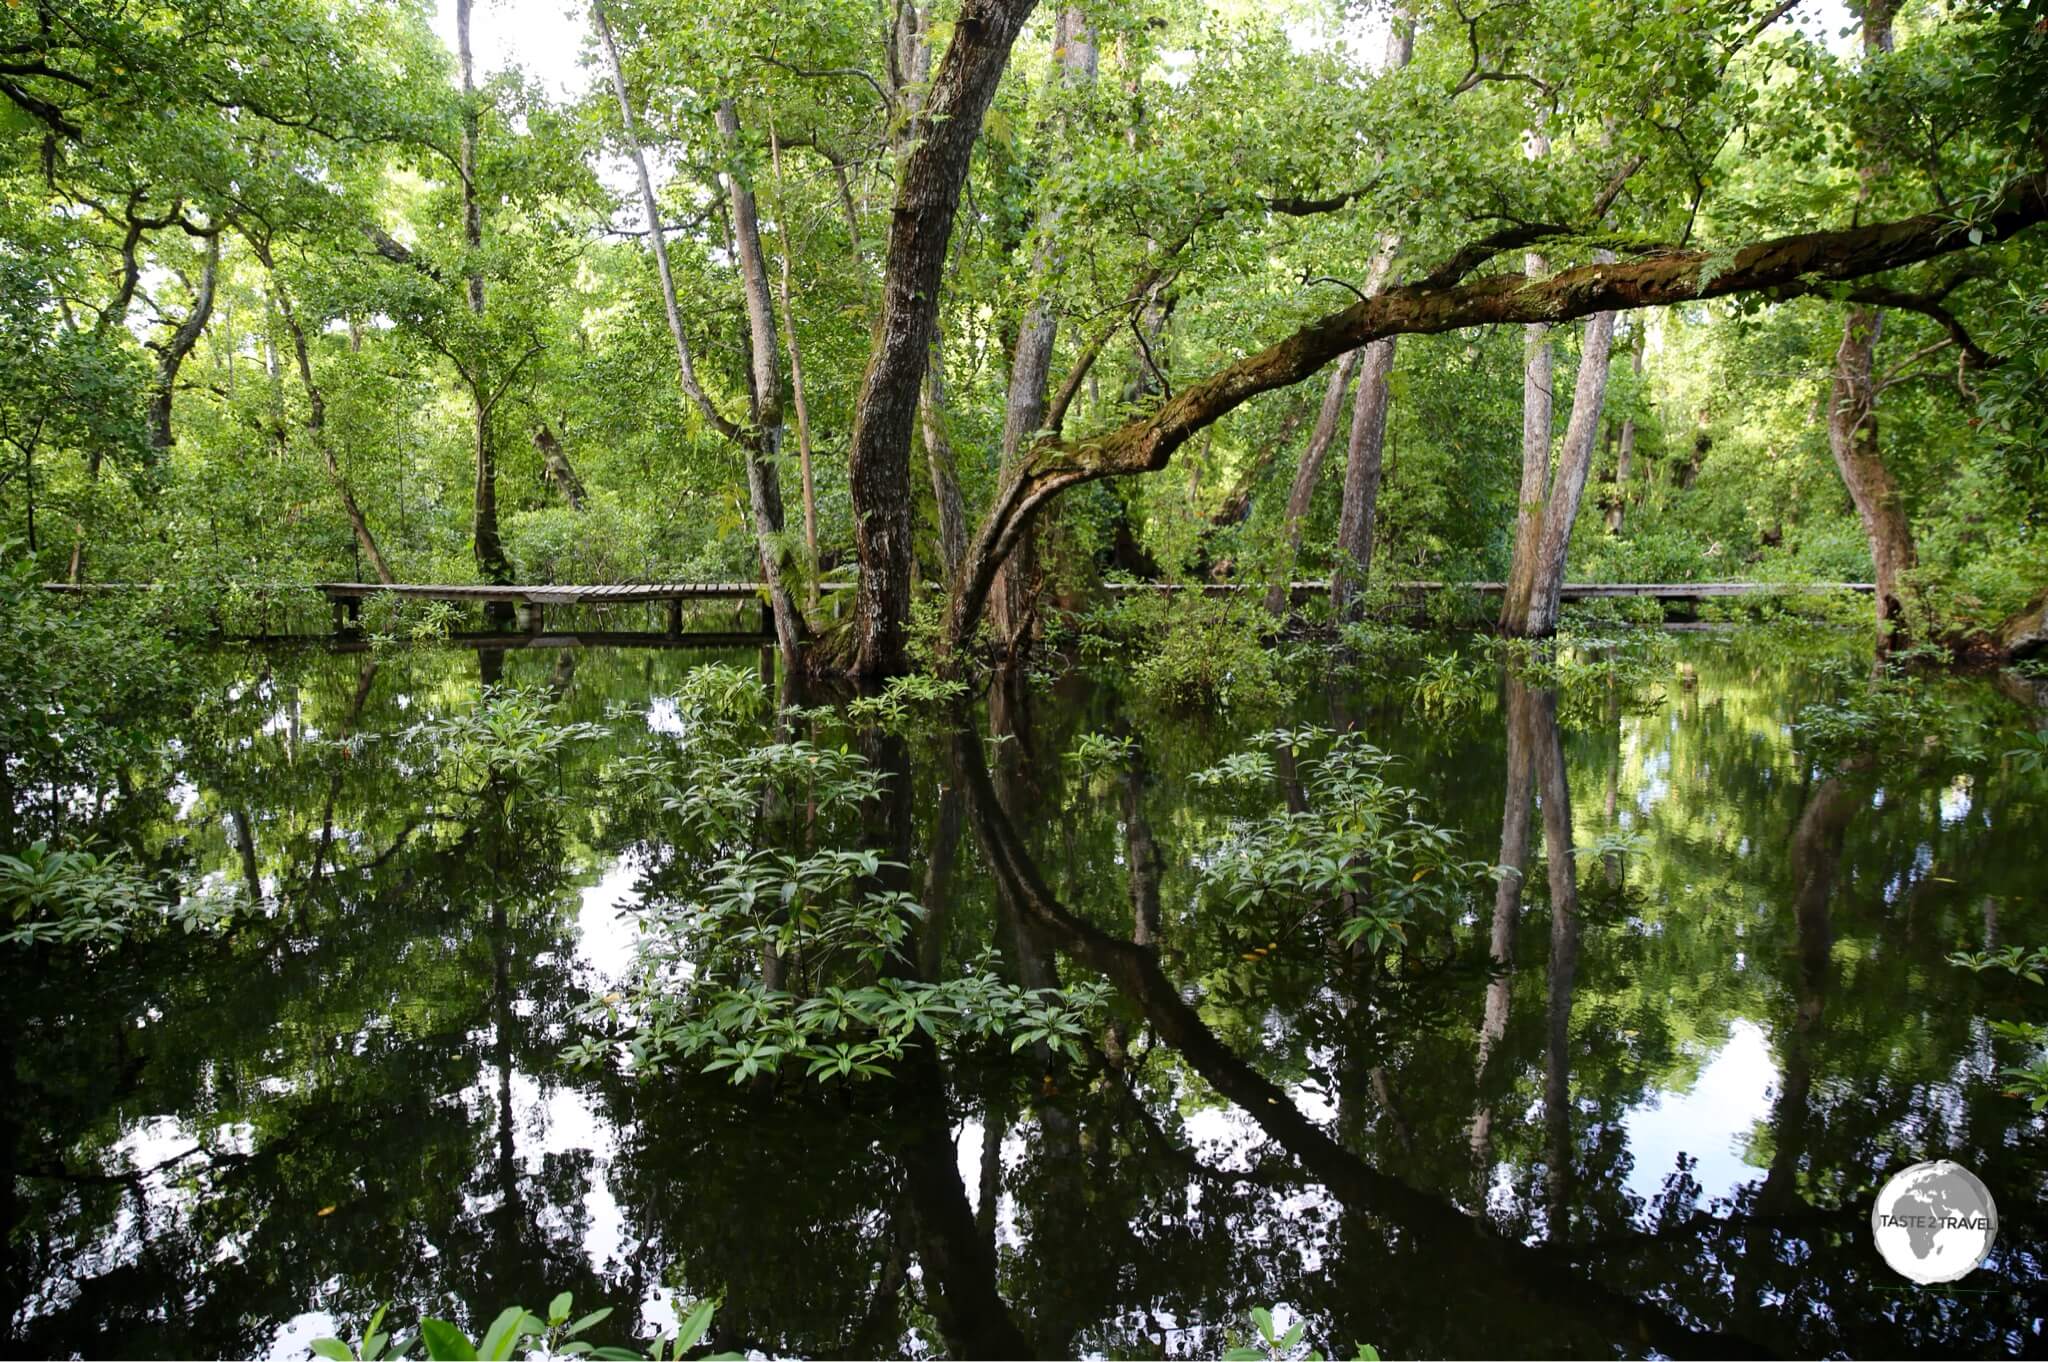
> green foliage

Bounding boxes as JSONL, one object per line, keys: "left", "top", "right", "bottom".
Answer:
{"left": 311, "top": 1293, "right": 736, "bottom": 1362}
{"left": 1948, "top": 946, "right": 2048, "bottom": 1111}
{"left": 1223, "top": 1305, "right": 1381, "bottom": 1362}
{"left": 1197, "top": 729, "right": 1482, "bottom": 959}
{"left": 0, "top": 840, "right": 233, "bottom": 946}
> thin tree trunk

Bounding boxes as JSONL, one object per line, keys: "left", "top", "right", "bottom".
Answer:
{"left": 1515, "top": 281, "right": 1619, "bottom": 637}
{"left": 146, "top": 230, "right": 221, "bottom": 456}
{"left": 847, "top": 0, "right": 1040, "bottom": 678}
{"left": 534, "top": 423, "right": 586, "bottom": 511}
{"left": 1327, "top": 14, "right": 1416, "bottom": 620}
{"left": 1605, "top": 327, "right": 1644, "bottom": 533}
{"left": 264, "top": 257, "right": 397, "bottom": 583}
{"left": 716, "top": 99, "right": 806, "bottom": 671}
{"left": 768, "top": 127, "right": 821, "bottom": 606}
{"left": 1533, "top": 684, "right": 1579, "bottom": 1240}
{"left": 456, "top": 0, "right": 510, "bottom": 588}
{"left": 1329, "top": 335, "right": 1396, "bottom": 617}
{"left": 1499, "top": 242, "right": 1555, "bottom": 631}
{"left": 592, "top": 0, "right": 802, "bottom": 665}
{"left": 990, "top": 7, "right": 1096, "bottom": 659}
{"left": 1263, "top": 350, "right": 1360, "bottom": 615}
{"left": 922, "top": 335, "right": 970, "bottom": 580}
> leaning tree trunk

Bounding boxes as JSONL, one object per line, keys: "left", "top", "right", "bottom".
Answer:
{"left": 593, "top": 0, "right": 804, "bottom": 666}
{"left": 716, "top": 99, "right": 807, "bottom": 672}
{"left": 846, "top": 0, "right": 1040, "bottom": 678}
{"left": 1605, "top": 325, "right": 1644, "bottom": 532}
{"left": 989, "top": 7, "right": 1096, "bottom": 660}
{"left": 456, "top": 0, "right": 511, "bottom": 589}
{"left": 264, "top": 257, "right": 397, "bottom": 583}
{"left": 922, "top": 335, "right": 971, "bottom": 580}
{"left": 936, "top": 173, "right": 2048, "bottom": 661}
{"left": 146, "top": 229, "right": 221, "bottom": 457}
{"left": 534, "top": 423, "right": 587, "bottom": 511}
{"left": 1828, "top": 0, "right": 1910, "bottom": 654}
{"left": 1263, "top": 350, "right": 1362, "bottom": 615}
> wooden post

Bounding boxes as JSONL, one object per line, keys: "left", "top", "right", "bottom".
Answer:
{"left": 667, "top": 596, "right": 682, "bottom": 637}
{"left": 519, "top": 600, "right": 544, "bottom": 635}
{"left": 760, "top": 601, "right": 773, "bottom": 638}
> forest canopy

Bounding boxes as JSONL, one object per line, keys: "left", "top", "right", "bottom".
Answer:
{"left": 3, "top": 0, "right": 2044, "bottom": 675}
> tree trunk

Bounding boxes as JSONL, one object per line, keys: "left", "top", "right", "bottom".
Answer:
{"left": 768, "top": 128, "right": 821, "bottom": 604}
{"left": 263, "top": 253, "right": 397, "bottom": 583}
{"left": 593, "top": 0, "right": 802, "bottom": 664}
{"left": 989, "top": 7, "right": 1096, "bottom": 659}
{"left": 1499, "top": 243, "right": 1555, "bottom": 632}
{"left": 1326, "top": 16, "right": 1416, "bottom": 620}
{"left": 716, "top": 99, "right": 806, "bottom": 671}
{"left": 534, "top": 422, "right": 586, "bottom": 511}
{"left": 847, "top": 0, "right": 1040, "bottom": 678}
{"left": 1605, "top": 326, "right": 1644, "bottom": 533}
{"left": 1263, "top": 350, "right": 1360, "bottom": 615}
{"left": 1514, "top": 286, "right": 1619, "bottom": 637}
{"left": 922, "top": 335, "right": 971, "bottom": 580}
{"left": 456, "top": 0, "right": 510, "bottom": 588}
{"left": 1329, "top": 336, "right": 1396, "bottom": 617}
{"left": 146, "top": 230, "right": 220, "bottom": 455}
{"left": 1832, "top": 0, "right": 1911, "bottom": 654}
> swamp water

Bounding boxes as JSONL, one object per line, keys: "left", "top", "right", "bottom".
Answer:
{"left": 6, "top": 630, "right": 2046, "bottom": 1359}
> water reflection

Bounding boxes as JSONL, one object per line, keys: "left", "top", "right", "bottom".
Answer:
{"left": 5, "top": 637, "right": 2044, "bottom": 1358}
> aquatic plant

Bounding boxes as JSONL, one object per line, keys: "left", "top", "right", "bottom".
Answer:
{"left": 310, "top": 1293, "right": 733, "bottom": 1362}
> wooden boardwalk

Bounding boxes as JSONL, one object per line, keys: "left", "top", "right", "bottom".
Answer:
{"left": 47, "top": 578, "right": 1875, "bottom": 639}
{"left": 1102, "top": 580, "right": 1875, "bottom": 601}
{"left": 312, "top": 580, "right": 852, "bottom": 635}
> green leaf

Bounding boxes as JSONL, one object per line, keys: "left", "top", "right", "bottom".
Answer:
{"left": 674, "top": 1299, "right": 716, "bottom": 1352}
{"left": 1223, "top": 1349, "right": 1267, "bottom": 1361}
{"left": 419, "top": 1318, "right": 478, "bottom": 1361}
{"left": 310, "top": 1340, "right": 354, "bottom": 1362}
{"left": 565, "top": 1308, "right": 613, "bottom": 1337}
{"left": 363, "top": 1333, "right": 389, "bottom": 1361}
{"left": 479, "top": 1307, "right": 528, "bottom": 1361}
{"left": 549, "top": 1293, "right": 573, "bottom": 1326}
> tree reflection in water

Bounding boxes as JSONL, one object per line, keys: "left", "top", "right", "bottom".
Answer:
{"left": 5, "top": 637, "right": 2044, "bottom": 1358}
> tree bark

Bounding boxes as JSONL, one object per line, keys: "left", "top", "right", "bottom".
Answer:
{"left": 922, "top": 335, "right": 971, "bottom": 580}
{"left": 1326, "top": 15, "right": 1416, "bottom": 620}
{"left": 145, "top": 229, "right": 220, "bottom": 456}
{"left": 593, "top": 0, "right": 802, "bottom": 665}
{"left": 534, "top": 422, "right": 586, "bottom": 511}
{"left": 1329, "top": 335, "right": 1397, "bottom": 617}
{"left": 1830, "top": 0, "right": 1910, "bottom": 654}
{"left": 1605, "top": 326, "right": 1644, "bottom": 533}
{"left": 768, "top": 126, "right": 821, "bottom": 604}
{"left": 456, "top": 0, "right": 510, "bottom": 588}
{"left": 1511, "top": 278, "right": 1619, "bottom": 637}
{"left": 716, "top": 99, "right": 806, "bottom": 671}
{"left": 847, "top": 0, "right": 1041, "bottom": 678}
{"left": 1263, "top": 349, "right": 1360, "bottom": 615}
{"left": 1500, "top": 247, "right": 1555, "bottom": 631}
{"left": 989, "top": 7, "right": 1096, "bottom": 659}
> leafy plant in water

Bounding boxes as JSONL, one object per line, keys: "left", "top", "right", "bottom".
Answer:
{"left": 1197, "top": 729, "right": 1481, "bottom": 959}
{"left": 1407, "top": 651, "right": 1488, "bottom": 721}
{"left": 843, "top": 673, "right": 969, "bottom": 731}
{"left": 1224, "top": 1305, "right": 1381, "bottom": 1362}
{"left": 414, "top": 686, "right": 609, "bottom": 792}
{"left": 1947, "top": 945, "right": 2048, "bottom": 1110}
{"left": 1067, "top": 730, "right": 1137, "bottom": 777}
{"left": 1, "top": 840, "right": 234, "bottom": 946}
{"left": 311, "top": 1293, "right": 735, "bottom": 1361}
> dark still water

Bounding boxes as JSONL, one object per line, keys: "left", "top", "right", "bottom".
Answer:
{"left": 6, "top": 631, "right": 2046, "bottom": 1359}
